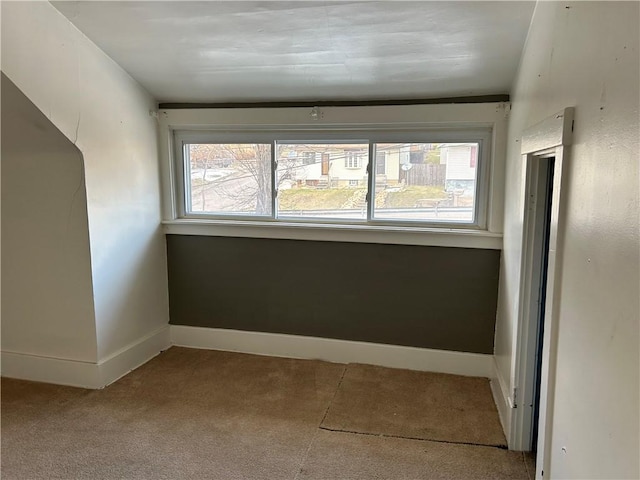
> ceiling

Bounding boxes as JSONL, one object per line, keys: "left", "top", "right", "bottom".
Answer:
{"left": 52, "top": 1, "right": 535, "bottom": 104}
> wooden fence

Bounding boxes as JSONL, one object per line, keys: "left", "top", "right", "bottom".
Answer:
{"left": 403, "top": 163, "right": 446, "bottom": 186}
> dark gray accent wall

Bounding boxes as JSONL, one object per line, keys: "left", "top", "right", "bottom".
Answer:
{"left": 166, "top": 235, "right": 500, "bottom": 354}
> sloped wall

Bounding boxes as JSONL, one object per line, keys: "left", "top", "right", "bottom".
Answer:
{"left": 1, "top": 1, "right": 169, "bottom": 363}
{"left": 1, "top": 74, "right": 97, "bottom": 362}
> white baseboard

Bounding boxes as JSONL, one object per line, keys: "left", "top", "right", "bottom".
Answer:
{"left": 1, "top": 325, "right": 492, "bottom": 387}
{"left": 490, "top": 357, "right": 513, "bottom": 444}
{"left": 170, "top": 326, "right": 494, "bottom": 378}
{"left": 97, "top": 325, "right": 171, "bottom": 387}
{"left": 1, "top": 326, "right": 171, "bottom": 389}
{"left": 1, "top": 351, "right": 102, "bottom": 389}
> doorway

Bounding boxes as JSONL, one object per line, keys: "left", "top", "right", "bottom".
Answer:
{"left": 529, "top": 157, "right": 555, "bottom": 453}
{"left": 514, "top": 154, "right": 557, "bottom": 460}
{"left": 512, "top": 106, "right": 573, "bottom": 480}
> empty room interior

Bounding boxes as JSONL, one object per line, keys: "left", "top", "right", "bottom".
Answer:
{"left": 1, "top": 1, "right": 638, "bottom": 479}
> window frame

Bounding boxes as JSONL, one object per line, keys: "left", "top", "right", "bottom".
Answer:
{"left": 158, "top": 103, "right": 508, "bottom": 250}
{"left": 181, "top": 141, "right": 274, "bottom": 218}
{"left": 344, "top": 149, "right": 364, "bottom": 169}
{"left": 173, "top": 128, "right": 491, "bottom": 230}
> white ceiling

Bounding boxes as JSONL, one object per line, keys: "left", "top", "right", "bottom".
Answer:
{"left": 52, "top": 1, "right": 535, "bottom": 104}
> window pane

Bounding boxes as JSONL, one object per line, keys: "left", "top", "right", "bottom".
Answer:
{"left": 372, "top": 143, "right": 478, "bottom": 223}
{"left": 186, "top": 143, "right": 272, "bottom": 216}
{"left": 276, "top": 143, "right": 368, "bottom": 220}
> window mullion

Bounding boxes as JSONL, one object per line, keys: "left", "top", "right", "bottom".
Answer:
{"left": 271, "top": 140, "right": 278, "bottom": 219}
{"left": 366, "top": 141, "right": 374, "bottom": 222}
{"left": 182, "top": 142, "right": 192, "bottom": 215}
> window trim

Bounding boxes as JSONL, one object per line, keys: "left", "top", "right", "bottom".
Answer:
{"left": 172, "top": 129, "right": 491, "bottom": 230}
{"left": 158, "top": 104, "right": 508, "bottom": 249}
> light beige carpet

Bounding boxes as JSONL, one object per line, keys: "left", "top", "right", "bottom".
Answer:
{"left": 299, "top": 430, "right": 526, "bottom": 480}
{"left": 321, "top": 363, "right": 507, "bottom": 447}
{"left": 1, "top": 347, "right": 528, "bottom": 479}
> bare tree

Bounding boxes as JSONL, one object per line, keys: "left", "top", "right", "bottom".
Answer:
{"left": 188, "top": 144, "right": 219, "bottom": 210}
{"left": 188, "top": 143, "right": 375, "bottom": 214}
{"left": 227, "top": 143, "right": 271, "bottom": 215}
{"left": 188, "top": 143, "right": 275, "bottom": 214}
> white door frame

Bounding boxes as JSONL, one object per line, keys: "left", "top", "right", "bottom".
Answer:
{"left": 511, "top": 108, "right": 574, "bottom": 479}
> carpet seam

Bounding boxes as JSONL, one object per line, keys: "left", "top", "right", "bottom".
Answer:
{"left": 522, "top": 451, "right": 535, "bottom": 480}
{"left": 293, "top": 363, "right": 349, "bottom": 480}
{"left": 318, "top": 426, "right": 509, "bottom": 450}
{"left": 319, "top": 364, "right": 348, "bottom": 427}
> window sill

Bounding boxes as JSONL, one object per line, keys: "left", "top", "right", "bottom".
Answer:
{"left": 162, "top": 219, "right": 503, "bottom": 250}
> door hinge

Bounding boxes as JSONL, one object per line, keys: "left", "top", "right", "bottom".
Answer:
{"left": 512, "top": 387, "right": 518, "bottom": 408}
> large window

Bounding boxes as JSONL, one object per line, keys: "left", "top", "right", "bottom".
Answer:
{"left": 174, "top": 129, "right": 490, "bottom": 228}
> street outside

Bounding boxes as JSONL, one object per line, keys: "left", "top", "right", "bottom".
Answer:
{"left": 189, "top": 167, "right": 474, "bottom": 223}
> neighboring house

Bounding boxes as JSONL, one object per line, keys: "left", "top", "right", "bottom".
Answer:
{"left": 282, "top": 143, "right": 452, "bottom": 190}
{"left": 440, "top": 143, "right": 478, "bottom": 199}
{"left": 282, "top": 144, "right": 406, "bottom": 188}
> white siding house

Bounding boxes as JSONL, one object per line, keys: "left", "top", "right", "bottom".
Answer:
{"left": 284, "top": 145, "right": 402, "bottom": 188}
{"left": 440, "top": 143, "right": 478, "bottom": 195}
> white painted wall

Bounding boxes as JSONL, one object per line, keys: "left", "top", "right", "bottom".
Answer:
{"left": 1, "top": 1, "right": 169, "bottom": 362}
{"left": 1, "top": 74, "right": 97, "bottom": 362}
{"left": 495, "top": 2, "right": 639, "bottom": 478}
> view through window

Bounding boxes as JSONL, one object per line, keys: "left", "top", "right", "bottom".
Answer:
{"left": 186, "top": 143, "right": 272, "bottom": 216}
{"left": 277, "top": 143, "right": 368, "bottom": 220}
{"left": 183, "top": 140, "right": 481, "bottom": 225}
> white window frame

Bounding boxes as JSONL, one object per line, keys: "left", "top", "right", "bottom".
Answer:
{"left": 158, "top": 104, "right": 508, "bottom": 250}
{"left": 344, "top": 150, "right": 364, "bottom": 169}
{"left": 173, "top": 130, "right": 489, "bottom": 226}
